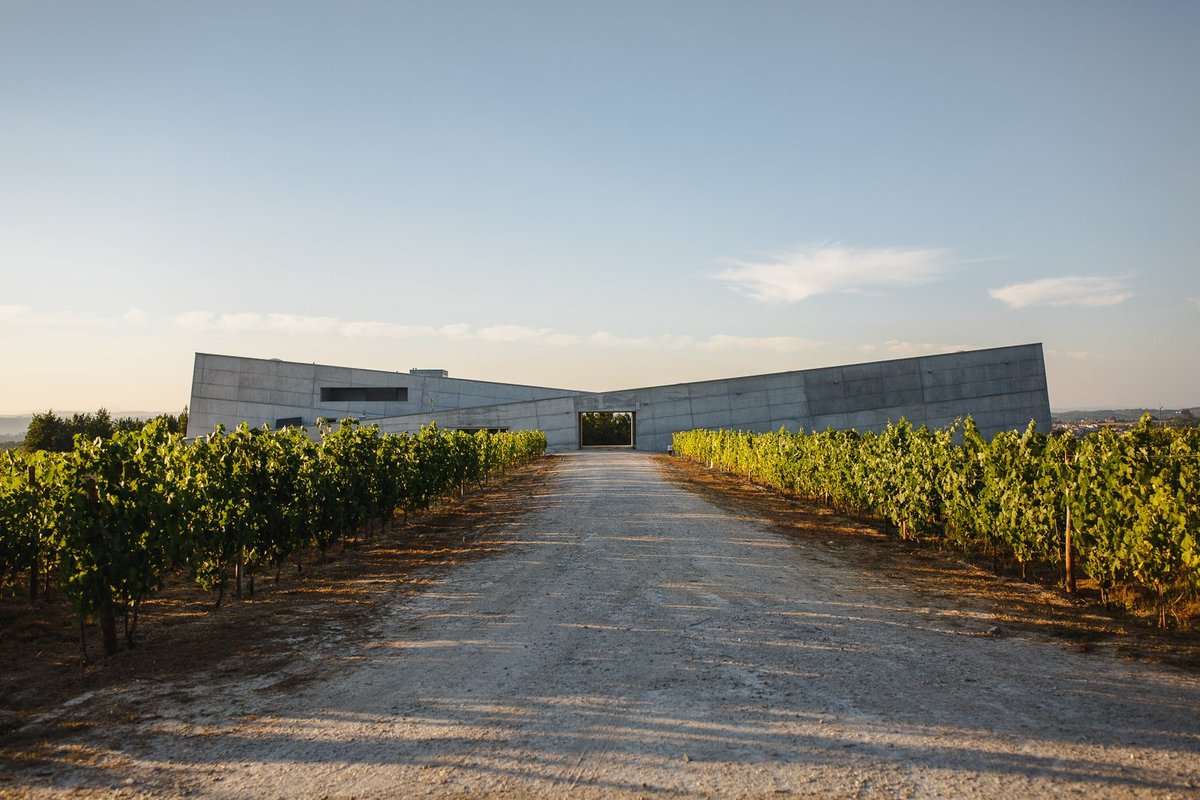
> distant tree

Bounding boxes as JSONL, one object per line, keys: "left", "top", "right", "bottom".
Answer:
{"left": 1170, "top": 408, "right": 1198, "bottom": 429}
{"left": 23, "top": 405, "right": 190, "bottom": 451}
{"left": 140, "top": 407, "right": 189, "bottom": 435}
{"left": 114, "top": 415, "right": 144, "bottom": 433}
{"left": 25, "top": 408, "right": 120, "bottom": 452}
{"left": 68, "top": 409, "right": 116, "bottom": 442}
{"left": 23, "top": 411, "right": 71, "bottom": 452}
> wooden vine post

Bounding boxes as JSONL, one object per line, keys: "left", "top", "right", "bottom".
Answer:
{"left": 28, "top": 464, "right": 38, "bottom": 604}
{"left": 1063, "top": 448, "right": 1076, "bottom": 594}
{"left": 86, "top": 480, "right": 118, "bottom": 657}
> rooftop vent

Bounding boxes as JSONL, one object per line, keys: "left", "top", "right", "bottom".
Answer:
{"left": 409, "top": 368, "right": 449, "bottom": 378}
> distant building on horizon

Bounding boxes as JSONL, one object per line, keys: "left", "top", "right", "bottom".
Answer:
{"left": 186, "top": 343, "right": 1053, "bottom": 452}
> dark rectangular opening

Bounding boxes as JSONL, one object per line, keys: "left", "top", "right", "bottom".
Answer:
{"left": 320, "top": 387, "right": 408, "bottom": 402}
{"left": 579, "top": 411, "right": 635, "bottom": 447}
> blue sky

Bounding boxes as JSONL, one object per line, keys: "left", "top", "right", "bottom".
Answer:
{"left": 1, "top": 1, "right": 1197, "bottom": 414}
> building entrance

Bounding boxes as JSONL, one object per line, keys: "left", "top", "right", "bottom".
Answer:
{"left": 579, "top": 411, "right": 635, "bottom": 448}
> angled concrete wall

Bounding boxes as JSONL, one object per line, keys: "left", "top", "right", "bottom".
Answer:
{"left": 365, "top": 344, "right": 1051, "bottom": 452}
{"left": 187, "top": 344, "right": 1052, "bottom": 453}
{"left": 186, "top": 353, "right": 582, "bottom": 439}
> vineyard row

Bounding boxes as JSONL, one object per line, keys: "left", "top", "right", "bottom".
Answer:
{"left": 0, "top": 420, "right": 547, "bottom": 657}
{"left": 672, "top": 416, "right": 1199, "bottom": 627}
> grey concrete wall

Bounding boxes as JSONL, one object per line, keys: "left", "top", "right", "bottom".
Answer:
{"left": 629, "top": 344, "right": 1050, "bottom": 452}
{"left": 187, "top": 344, "right": 1052, "bottom": 453}
{"left": 186, "top": 353, "right": 581, "bottom": 438}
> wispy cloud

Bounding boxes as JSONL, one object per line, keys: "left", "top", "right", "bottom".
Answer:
{"left": 174, "top": 311, "right": 471, "bottom": 340}
{"left": 165, "top": 309, "right": 826, "bottom": 354}
{"left": 548, "top": 331, "right": 820, "bottom": 353}
{"left": 700, "top": 335, "right": 821, "bottom": 353}
{"left": 0, "top": 305, "right": 36, "bottom": 324}
{"left": 988, "top": 276, "right": 1132, "bottom": 309}
{"left": 478, "top": 325, "right": 553, "bottom": 342}
{"left": 859, "top": 340, "right": 971, "bottom": 358}
{"left": 581, "top": 331, "right": 693, "bottom": 350}
{"left": 0, "top": 304, "right": 827, "bottom": 355}
{"left": 1046, "top": 349, "right": 1093, "bottom": 360}
{"left": 122, "top": 308, "right": 152, "bottom": 326}
{"left": 0, "top": 305, "right": 72, "bottom": 325}
{"left": 716, "top": 243, "right": 950, "bottom": 304}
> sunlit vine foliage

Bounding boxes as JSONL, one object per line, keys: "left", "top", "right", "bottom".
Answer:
{"left": 0, "top": 421, "right": 546, "bottom": 656}
{"left": 674, "top": 416, "right": 1200, "bottom": 626}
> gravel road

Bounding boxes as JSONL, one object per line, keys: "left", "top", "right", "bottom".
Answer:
{"left": 17, "top": 450, "right": 1200, "bottom": 798}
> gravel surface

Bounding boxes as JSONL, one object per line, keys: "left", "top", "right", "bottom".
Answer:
{"left": 12, "top": 450, "right": 1200, "bottom": 798}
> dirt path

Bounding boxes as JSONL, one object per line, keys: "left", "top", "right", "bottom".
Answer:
{"left": 9, "top": 451, "right": 1200, "bottom": 798}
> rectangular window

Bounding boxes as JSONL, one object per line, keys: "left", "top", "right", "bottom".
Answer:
{"left": 320, "top": 387, "right": 408, "bottom": 402}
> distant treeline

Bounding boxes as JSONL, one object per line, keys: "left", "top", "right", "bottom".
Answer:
{"left": 1052, "top": 408, "right": 1199, "bottom": 425}
{"left": 22, "top": 407, "right": 188, "bottom": 452}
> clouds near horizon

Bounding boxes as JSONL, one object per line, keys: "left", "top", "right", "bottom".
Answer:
{"left": 716, "top": 244, "right": 950, "bottom": 304}
{"left": 168, "top": 310, "right": 823, "bottom": 354}
{"left": 0, "top": 304, "right": 822, "bottom": 356}
{"left": 988, "top": 276, "right": 1132, "bottom": 309}
{"left": 859, "top": 340, "right": 973, "bottom": 358}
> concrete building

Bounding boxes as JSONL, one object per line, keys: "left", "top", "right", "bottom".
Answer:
{"left": 186, "top": 343, "right": 1053, "bottom": 452}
